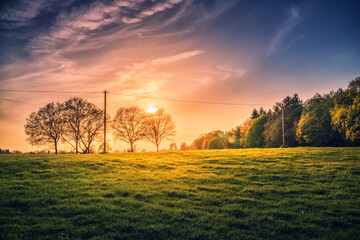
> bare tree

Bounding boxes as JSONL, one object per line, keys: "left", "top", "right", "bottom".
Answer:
{"left": 111, "top": 106, "right": 147, "bottom": 152}
{"left": 25, "top": 102, "right": 64, "bottom": 154}
{"left": 63, "top": 97, "right": 104, "bottom": 153}
{"left": 145, "top": 108, "right": 176, "bottom": 152}
{"left": 79, "top": 107, "right": 104, "bottom": 153}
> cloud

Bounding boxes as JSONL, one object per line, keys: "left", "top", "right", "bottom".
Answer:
{"left": 216, "top": 65, "right": 246, "bottom": 79}
{"left": 111, "top": 50, "right": 204, "bottom": 93}
{"left": 267, "top": 7, "right": 301, "bottom": 56}
{"left": 151, "top": 50, "right": 204, "bottom": 64}
{"left": 24, "top": 0, "right": 186, "bottom": 55}
{"left": 122, "top": 0, "right": 184, "bottom": 24}
{"left": 0, "top": 0, "right": 234, "bottom": 94}
{"left": 0, "top": 0, "right": 74, "bottom": 29}
{"left": 0, "top": 0, "right": 47, "bottom": 27}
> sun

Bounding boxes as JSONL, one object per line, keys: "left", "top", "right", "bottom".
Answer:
{"left": 146, "top": 106, "right": 158, "bottom": 113}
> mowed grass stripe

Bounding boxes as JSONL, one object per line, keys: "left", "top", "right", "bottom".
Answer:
{"left": 0, "top": 148, "right": 359, "bottom": 239}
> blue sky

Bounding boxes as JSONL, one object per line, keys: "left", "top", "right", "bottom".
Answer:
{"left": 0, "top": 0, "right": 359, "bottom": 151}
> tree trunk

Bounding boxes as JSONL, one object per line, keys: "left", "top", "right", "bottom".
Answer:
{"left": 156, "top": 144, "right": 159, "bottom": 152}
{"left": 130, "top": 142, "right": 134, "bottom": 152}
{"left": 55, "top": 141, "right": 58, "bottom": 154}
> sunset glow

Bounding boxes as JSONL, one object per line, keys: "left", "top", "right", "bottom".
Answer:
{"left": 0, "top": 0, "right": 359, "bottom": 152}
{"left": 146, "top": 107, "right": 158, "bottom": 114}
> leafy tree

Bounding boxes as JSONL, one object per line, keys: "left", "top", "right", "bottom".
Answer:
{"left": 245, "top": 115, "right": 268, "bottom": 148}
{"left": 25, "top": 102, "right": 64, "bottom": 154}
{"left": 190, "top": 134, "right": 207, "bottom": 150}
{"left": 202, "top": 131, "right": 224, "bottom": 149}
{"left": 112, "top": 106, "right": 147, "bottom": 152}
{"left": 145, "top": 108, "right": 176, "bottom": 152}
{"left": 296, "top": 93, "right": 343, "bottom": 146}
{"left": 207, "top": 136, "right": 223, "bottom": 149}
{"left": 238, "top": 119, "right": 252, "bottom": 147}
{"left": 330, "top": 77, "right": 360, "bottom": 142}
{"left": 264, "top": 94, "right": 303, "bottom": 147}
{"left": 190, "top": 130, "right": 225, "bottom": 150}
{"left": 224, "top": 126, "right": 241, "bottom": 148}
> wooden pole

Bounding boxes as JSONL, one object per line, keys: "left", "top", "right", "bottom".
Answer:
{"left": 104, "top": 90, "right": 107, "bottom": 153}
{"left": 282, "top": 105, "right": 285, "bottom": 146}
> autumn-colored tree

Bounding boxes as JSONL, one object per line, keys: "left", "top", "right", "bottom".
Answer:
{"left": 145, "top": 108, "right": 176, "bottom": 152}
{"left": 25, "top": 102, "right": 64, "bottom": 154}
{"left": 180, "top": 142, "right": 189, "bottom": 150}
{"left": 238, "top": 119, "right": 252, "bottom": 147}
{"left": 169, "top": 143, "right": 178, "bottom": 151}
{"left": 224, "top": 126, "right": 241, "bottom": 149}
{"left": 112, "top": 106, "right": 147, "bottom": 152}
{"left": 190, "top": 130, "right": 225, "bottom": 150}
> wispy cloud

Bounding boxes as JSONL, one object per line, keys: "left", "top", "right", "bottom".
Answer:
{"left": 267, "top": 7, "right": 301, "bottom": 56}
{"left": 0, "top": 0, "right": 75, "bottom": 29}
{"left": 216, "top": 65, "right": 246, "bottom": 80}
{"left": 0, "top": 0, "right": 47, "bottom": 28}
{"left": 122, "top": 0, "right": 184, "bottom": 24}
{"left": 112, "top": 50, "right": 204, "bottom": 93}
{"left": 25, "top": 0, "right": 186, "bottom": 55}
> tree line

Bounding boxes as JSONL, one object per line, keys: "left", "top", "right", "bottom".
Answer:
{"left": 25, "top": 98, "right": 175, "bottom": 153}
{"left": 182, "top": 77, "right": 360, "bottom": 150}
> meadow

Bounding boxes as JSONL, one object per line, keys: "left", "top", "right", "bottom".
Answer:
{"left": 0, "top": 148, "right": 359, "bottom": 239}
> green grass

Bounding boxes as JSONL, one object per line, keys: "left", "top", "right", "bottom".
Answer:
{"left": 0, "top": 148, "right": 359, "bottom": 239}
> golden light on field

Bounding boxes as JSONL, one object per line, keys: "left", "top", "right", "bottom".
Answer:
{"left": 146, "top": 106, "right": 158, "bottom": 114}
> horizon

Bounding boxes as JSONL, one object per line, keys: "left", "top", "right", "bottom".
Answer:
{"left": 1, "top": 0, "right": 359, "bottom": 152}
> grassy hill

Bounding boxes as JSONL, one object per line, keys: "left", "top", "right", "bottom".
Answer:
{"left": 0, "top": 148, "right": 359, "bottom": 239}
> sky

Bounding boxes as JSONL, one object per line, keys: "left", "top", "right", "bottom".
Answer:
{"left": 0, "top": 0, "right": 359, "bottom": 152}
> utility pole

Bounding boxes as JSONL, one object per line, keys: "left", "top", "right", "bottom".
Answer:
{"left": 104, "top": 90, "right": 107, "bottom": 153}
{"left": 282, "top": 104, "right": 285, "bottom": 146}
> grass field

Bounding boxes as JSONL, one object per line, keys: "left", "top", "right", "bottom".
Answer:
{"left": 0, "top": 148, "right": 359, "bottom": 239}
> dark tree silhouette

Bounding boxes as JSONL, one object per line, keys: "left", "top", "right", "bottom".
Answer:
{"left": 79, "top": 106, "right": 104, "bottom": 153}
{"left": 25, "top": 102, "right": 64, "bottom": 154}
{"left": 259, "top": 107, "right": 266, "bottom": 115}
{"left": 145, "top": 108, "right": 176, "bottom": 152}
{"left": 251, "top": 108, "right": 259, "bottom": 119}
{"left": 63, "top": 97, "right": 104, "bottom": 153}
{"left": 112, "top": 106, "right": 147, "bottom": 152}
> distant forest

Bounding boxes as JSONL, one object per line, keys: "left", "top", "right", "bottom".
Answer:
{"left": 180, "top": 77, "right": 360, "bottom": 150}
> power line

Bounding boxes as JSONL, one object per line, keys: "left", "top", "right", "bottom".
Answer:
{"left": 109, "top": 92, "right": 273, "bottom": 106}
{"left": 0, "top": 89, "right": 273, "bottom": 106}
{"left": 0, "top": 89, "right": 100, "bottom": 94}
